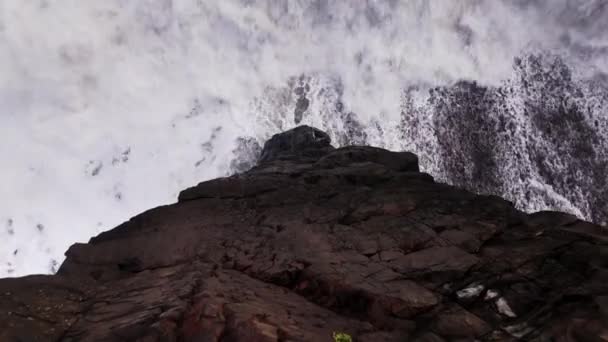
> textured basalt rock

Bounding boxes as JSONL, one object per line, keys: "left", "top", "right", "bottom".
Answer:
{"left": 1, "top": 126, "right": 607, "bottom": 341}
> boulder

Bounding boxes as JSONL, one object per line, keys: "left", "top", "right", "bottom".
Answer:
{"left": 258, "top": 125, "right": 333, "bottom": 163}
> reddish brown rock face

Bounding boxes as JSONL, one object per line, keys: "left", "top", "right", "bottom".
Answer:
{"left": 1, "top": 125, "right": 607, "bottom": 341}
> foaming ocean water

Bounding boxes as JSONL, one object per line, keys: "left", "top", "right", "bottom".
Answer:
{"left": 1, "top": 0, "right": 607, "bottom": 276}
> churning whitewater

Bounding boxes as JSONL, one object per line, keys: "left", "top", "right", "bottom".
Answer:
{"left": 1, "top": 1, "right": 607, "bottom": 276}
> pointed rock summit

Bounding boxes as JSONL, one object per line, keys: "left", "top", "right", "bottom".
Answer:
{"left": 259, "top": 125, "right": 333, "bottom": 163}
{"left": 1, "top": 126, "right": 607, "bottom": 341}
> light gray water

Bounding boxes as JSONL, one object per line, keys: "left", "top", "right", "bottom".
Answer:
{"left": 1, "top": 0, "right": 607, "bottom": 276}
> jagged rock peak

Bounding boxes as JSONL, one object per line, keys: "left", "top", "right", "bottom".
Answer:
{"left": 259, "top": 125, "right": 334, "bottom": 163}
{"left": 178, "top": 126, "right": 420, "bottom": 202}
{"left": 258, "top": 125, "right": 420, "bottom": 172}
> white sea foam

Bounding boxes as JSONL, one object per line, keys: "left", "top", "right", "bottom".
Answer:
{"left": 1, "top": 1, "right": 606, "bottom": 276}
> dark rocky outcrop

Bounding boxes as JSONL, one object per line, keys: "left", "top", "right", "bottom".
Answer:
{"left": 259, "top": 125, "right": 333, "bottom": 163}
{"left": 1, "top": 126, "right": 607, "bottom": 341}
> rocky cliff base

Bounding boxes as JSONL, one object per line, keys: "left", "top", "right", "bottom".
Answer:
{"left": 1, "top": 126, "right": 607, "bottom": 341}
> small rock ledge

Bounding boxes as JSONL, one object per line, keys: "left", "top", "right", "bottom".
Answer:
{"left": 1, "top": 126, "right": 607, "bottom": 341}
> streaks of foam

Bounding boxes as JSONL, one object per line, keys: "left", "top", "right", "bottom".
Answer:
{"left": 1, "top": 1, "right": 607, "bottom": 276}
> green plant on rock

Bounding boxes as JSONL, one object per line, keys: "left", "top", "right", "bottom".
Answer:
{"left": 333, "top": 331, "right": 353, "bottom": 342}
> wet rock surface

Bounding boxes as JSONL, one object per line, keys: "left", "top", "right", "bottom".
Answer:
{"left": 1, "top": 126, "right": 607, "bottom": 341}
